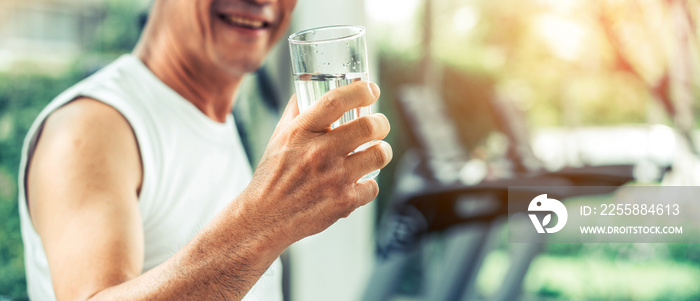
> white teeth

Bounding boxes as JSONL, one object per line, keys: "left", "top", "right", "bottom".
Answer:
{"left": 227, "top": 15, "right": 264, "bottom": 28}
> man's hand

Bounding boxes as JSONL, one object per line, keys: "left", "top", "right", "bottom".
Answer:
{"left": 240, "top": 81, "right": 392, "bottom": 247}
{"left": 26, "top": 82, "right": 390, "bottom": 301}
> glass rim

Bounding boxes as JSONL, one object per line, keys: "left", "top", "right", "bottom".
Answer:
{"left": 288, "top": 25, "right": 365, "bottom": 45}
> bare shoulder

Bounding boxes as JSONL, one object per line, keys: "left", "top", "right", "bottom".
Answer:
{"left": 27, "top": 97, "right": 143, "bottom": 231}
{"left": 43, "top": 97, "right": 134, "bottom": 140}
{"left": 26, "top": 97, "right": 146, "bottom": 299}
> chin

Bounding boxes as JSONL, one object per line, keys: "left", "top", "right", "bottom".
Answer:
{"left": 216, "top": 55, "right": 266, "bottom": 77}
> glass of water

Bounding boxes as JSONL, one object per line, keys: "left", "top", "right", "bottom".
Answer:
{"left": 289, "top": 25, "right": 379, "bottom": 181}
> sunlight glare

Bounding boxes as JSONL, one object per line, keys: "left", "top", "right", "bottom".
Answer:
{"left": 453, "top": 6, "right": 479, "bottom": 34}
{"left": 535, "top": 14, "right": 585, "bottom": 61}
{"left": 366, "top": 0, "right": 422, "bottom": 24}
{"left": 537, "top": 0, "right": 582, "bottom": 13}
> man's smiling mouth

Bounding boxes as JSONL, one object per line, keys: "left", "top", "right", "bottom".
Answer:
{"left": 218, "top": 14, "right": 270, "bottom": 30}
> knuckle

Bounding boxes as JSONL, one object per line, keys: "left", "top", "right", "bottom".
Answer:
{"left": 333, "top": 187, "right": 358, "bottom": 210}
{"left": 372, "top": 147, "right": 387, "bottom": 166}
{"left": 340, "top": 188, "right": 357, "bottom": 207}
{"left": 321, "top": 89, "right": 341, "bottom": 112}
{"left": 356, "top": 182, "right": 379, "bottom": 205}
{"left": 307, "top": 145, "right": 327, "bottom": 165}
{"left": 358, "top": 116, "right": 377, "bottom": 137}
{"left": 337, "top": 201, "right": 354, "bottom": 215}
{"left": 287, "top": 124, "right": 305, "bottom": 139}
{"left": 308, "top": 147, "right": 341, "bottom": 175}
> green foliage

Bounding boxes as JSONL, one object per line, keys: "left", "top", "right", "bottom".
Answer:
{"left": 91, "top": 0, "right": 145, "bottom": 55}
{"left": 0, "top": 0, "right": 143, "bottom": 297}
{"left": 0, "top": 197, "right": 26, "bottom": 300}
{"left": 0, "top": 70, "right": 84, "bottom": 299}
{"left": 667, "top": 244, "right": 700, "bottom": 266}
{"left": 543, "top": 243, "right": 585, "bottom": 257}
{"left": 477, "top": 249, "right": 700, "bottom": 300}
{"left": 525, "top": 252, "right": 700, "bottom": 300}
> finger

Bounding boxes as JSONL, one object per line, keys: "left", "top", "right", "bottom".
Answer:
{"left": 325, "top": 179, "right": 379, "bottom": 220}
{"left": 353, "top": 179, "right": 380, "bottom": 207}
{"left": 344, "top": 141, "right": 392, "bottom": 182}
{"left": 326, "top": 113, "right": 390, "bottom": 155}
{"left": 271, "top": 94, "right": 300, "bottom": 138}
{"left": 299, "top": 81, "right": 380, "bottom": 132}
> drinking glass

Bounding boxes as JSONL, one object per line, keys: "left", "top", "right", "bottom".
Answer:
{"left": 289, "top": 25, "right": 379, "bottom": 181}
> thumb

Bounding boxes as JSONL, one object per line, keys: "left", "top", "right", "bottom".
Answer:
{"left": 271, "top": 94, "right": 300, "bottom": 138}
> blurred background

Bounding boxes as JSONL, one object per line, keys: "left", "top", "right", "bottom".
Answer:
{"left": 1, "top": 0, "right": 699, "bottom": 300}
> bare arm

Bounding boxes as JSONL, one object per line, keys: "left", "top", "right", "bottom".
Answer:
{"left": 27, "top": 81, "right": 392, "bottom": 300}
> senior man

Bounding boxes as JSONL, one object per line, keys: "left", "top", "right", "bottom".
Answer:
{"left": 18, "top": 0, "right": 392, "bottom": 300}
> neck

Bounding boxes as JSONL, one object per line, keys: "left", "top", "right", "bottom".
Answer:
{"left": 133, "top": 19, "right": 241, "bottom": 123}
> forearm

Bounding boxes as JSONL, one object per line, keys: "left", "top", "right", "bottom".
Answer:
{"left": 87, "top": 200, "right": 285, "bottom": 301}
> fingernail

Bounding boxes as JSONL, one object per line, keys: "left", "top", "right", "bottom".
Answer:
{"left": 368, "top": 82, "right": 380, "bottom": 98}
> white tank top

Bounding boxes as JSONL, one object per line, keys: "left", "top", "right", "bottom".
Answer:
{"left": 18, "top": 54, "right": 282, "bottom": 301}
